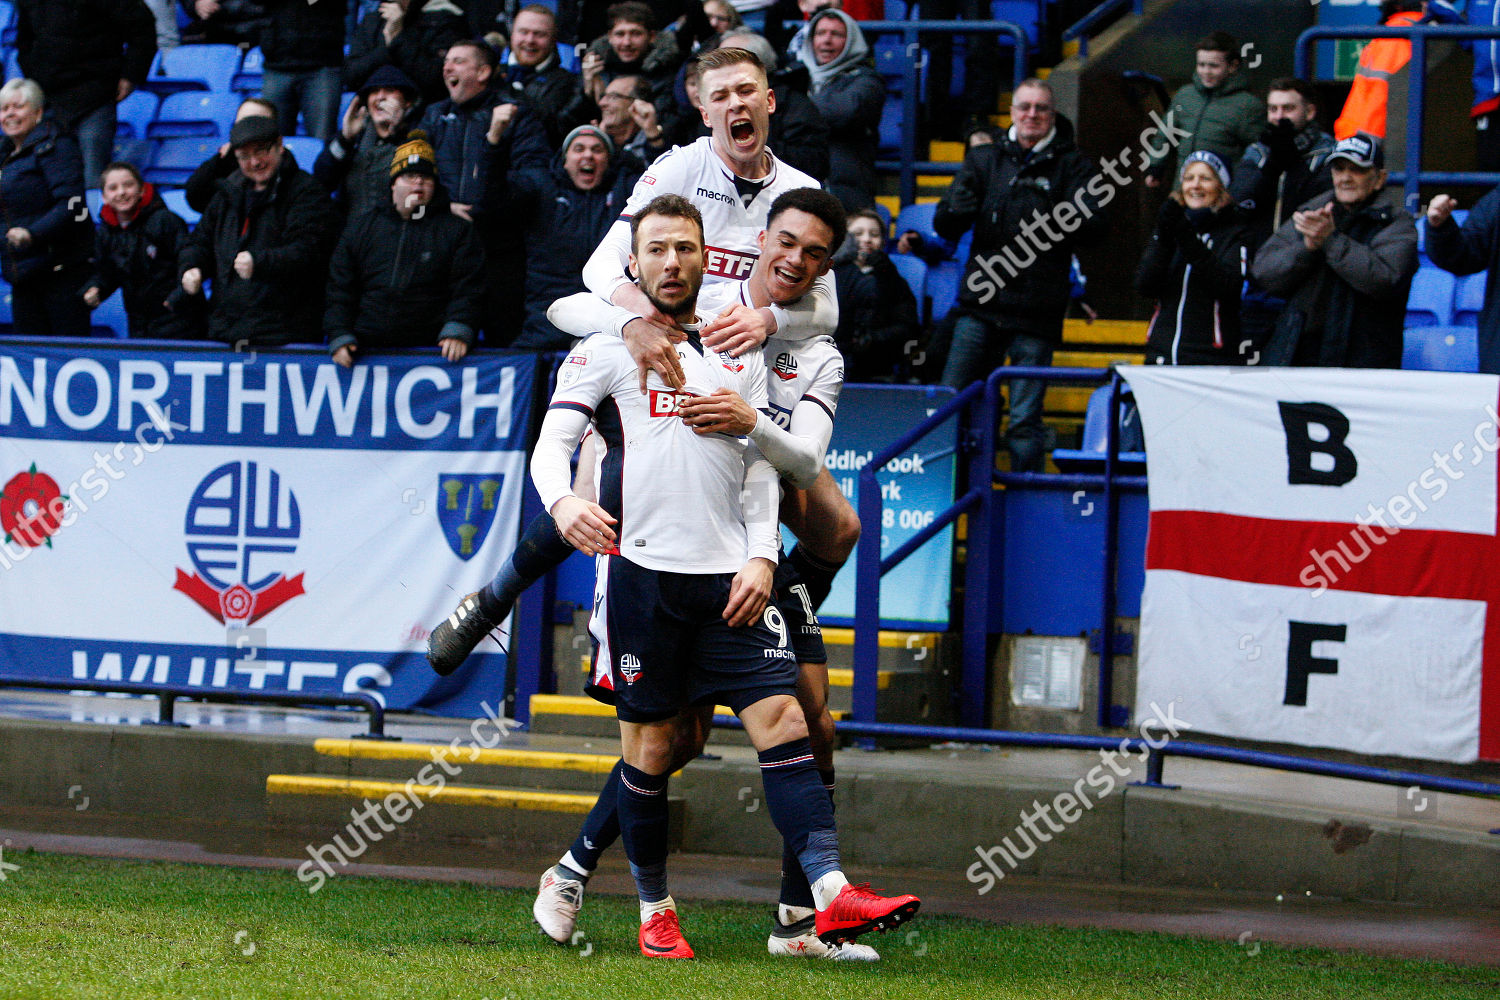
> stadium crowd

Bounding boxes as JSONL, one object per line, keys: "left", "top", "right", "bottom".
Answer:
{"left": 1, "top": 1, "right": 1498, "bottom": 438}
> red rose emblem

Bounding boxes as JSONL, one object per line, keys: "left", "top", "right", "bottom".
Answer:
{"left": 0, "top": 464, "right": 66, "bottom": 548}
{"left": 220, "top": 583, "right": 255, "bottom": 621}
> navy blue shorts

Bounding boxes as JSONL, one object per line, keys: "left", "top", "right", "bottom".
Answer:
{"left": 589, "top": 555, "right": 798, "bottom": 723}
{"left": 773, "top": 557, "right": 827, "bottom": 665}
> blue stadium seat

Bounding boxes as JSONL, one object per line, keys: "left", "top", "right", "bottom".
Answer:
{"left": 85, "top": 188, "right": 103, "bottom": 222}
{"left": 1404, "top": 267, "right": 1455, "bottom": 328}
{"left": 338, "top": 91, "right": 358, "bottom": 125}
{"left": 281, "top": 136, "right": 325, "bottom": 169}
{"left": 872, "top": 33, "right": 927, "bottom": 97}
{"left": 161, "top": 188, "right": 201, "bottom": 228}
{"left": 92, "top": 289, "right": 131, "bottom": 339}
{"left": 1402, "top": 324, "right": 1479, "bottom": 372}
{"left": 144, "top": 44, "right": 241, "bottom": 95}
{"left": 232, "top": 47, "right": 264, "bottom": 94}
{"left": 116, "top": 89, "right": 159, "bottom": 139}
{"left": 890, "top": 253, "right": 927, "bottom": 306}
{"left": 111, "top": 137, "right": 155, "bottom": 172}
{"left": 894, "top": 202, "right": 955, "bottom": 258}
{"left": 872, "top": 201, "right": 891, "bottom": 236}
{"left": 4, "top": 49, "right": 21, "bottom": 83}
{"left": 991, "top": 0, "right": 1042, "bottom": 47}
{"left": 0, "top": 276, "right": 12, "bottom": 328}
{"left": 1052, "top": 385, "right": 1148, "bottom": 470}
{"left": 955, "top": 229, "right": 972, "bottom": 263}
{"left": 558, "top": 43, "right": 580, "bottom": 73}
{"left": 144, "top": 137, "right": 221, "bottom": 187}
{"left": 927, "top": 259, "right": 962, "bottom": 322}
{"left": 148, "top": 91, "right": 242, "bottom": 139}
{"left": 0, "top": 1, "right": 14, "bottom": 27}
{"left": 1455, "top": 272, "right": 1485, "bottom": 328}
{"left": 877, "top": 99, "right": 903, "bottom": 156}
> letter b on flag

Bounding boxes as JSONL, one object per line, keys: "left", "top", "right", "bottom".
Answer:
{"left": 1279, "top": 402, "right": 1357, "bottom": 486}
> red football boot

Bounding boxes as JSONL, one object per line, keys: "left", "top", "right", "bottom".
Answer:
{"left": 639, "top": 909, "right": 695, "bottom": 959}
{"left": 814, "top": 883, "right": 921, "bottom": 944}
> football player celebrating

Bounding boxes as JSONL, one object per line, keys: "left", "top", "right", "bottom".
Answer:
{"left": 537, "top": 188, "right": 870, "bottom": 959}
{"left": 529, "top": 193, "right": 919, "bottom": 959}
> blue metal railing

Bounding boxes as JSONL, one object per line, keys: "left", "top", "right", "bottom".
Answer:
{"left": 1061, "top": 0, "right": 1145, "bottom": 59}
{"left": 856, "top": 20, "right": 1029, "bottom": 205}
{"left": 1295, "top": 25, "right": 1500, "bottom": 214}
{"left": 853, "top": 364, "right": 1140, "bottom": 730}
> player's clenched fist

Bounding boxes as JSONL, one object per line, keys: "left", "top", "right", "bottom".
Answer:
{"left": 550, "top": 495, "right": 618, "bottom": 555}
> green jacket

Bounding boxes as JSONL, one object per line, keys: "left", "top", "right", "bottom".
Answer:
{"left": 1147, "top": 72, "right": 1264, "bottom": 181}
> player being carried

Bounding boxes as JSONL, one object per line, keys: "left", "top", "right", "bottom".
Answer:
{"left": 537, "top": 187, "right": 873, "bottom": 959}
{"left": 428, "top": 48, "right": 857, "bottom": 704}
{"left": 529, "top": 193, "right": 919, "bottom": 959}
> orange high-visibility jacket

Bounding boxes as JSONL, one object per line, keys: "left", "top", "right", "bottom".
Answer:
{"left": 1334, "top": 10, "right": 1425, "bottom": 139}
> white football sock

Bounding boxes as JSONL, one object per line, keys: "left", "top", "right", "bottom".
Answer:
{"left": 811, "top": 871, "right": 850, "bottom": 911}
{"left": 640, "top": 894, "right": 676, "bottom": 923}
{"left": 778, "top": 903, "right": 814, "bottom": 925}
{"left": 558, "top": 851, "right": 592, "bottom": 878}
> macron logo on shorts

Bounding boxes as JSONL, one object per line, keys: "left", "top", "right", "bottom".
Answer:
{"left": 619, "top": 654, "right": 642, "bottom": 684}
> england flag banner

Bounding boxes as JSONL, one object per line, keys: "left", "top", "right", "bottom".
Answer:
{"left": 1121, "top": 366, "right": 1500, "bottom": 764}
{"left": 0, "top": 341, "right": 540, "bottom": 718}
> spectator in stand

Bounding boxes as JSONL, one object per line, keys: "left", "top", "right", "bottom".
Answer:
{"left": 260, "top": 0, "right": 348, "bottom": 143}
{"left": 932, "top": 78, "right": 1106, "bottom": 472}
{"left": 1334, "top": 1, "right": 1462, "bottom": 173}
{"left": 1135, "top": 151, "right": 1256, "bottom": 365}
{"left": 144, "top": 0, "right": 180, "bottom": 50}
{"left": 184, "top": 98, "right": 281, "bottom": 212}
{"left": 315, "top": 65, "right": 422, "bottom": 220}
{"left": 421, "top": 39, "right": 550, "bottom": 342}
{"left": 1144, "top": 32, "right": 1263, "bottom": 189}
{"left": 497, "top": 6, "right": 600, "bottom": 147}
{"left": 326, "top": 132, "right": 484, "bottom": 367}
{"left": 1427, "top": 188, "right": 1500, "bottom": 372}
{"left": 179, "top": 115, "right": 339, "bottom": 346}
{"left": 1253, "top": 132, "right": 1417, "bottom": 368}
{"left": 580, "top": 3, "right": 683, "bottom": 108}
{"left": 490, "top": 124, "right": 642, "bottom": 349}
{"left": 1231, "top": 77, "right": 1334, "bottom": 350}
{"left": 597, "top": 75, "right": 671, "bottom": 170}
{"left": 774, "top": 0, "right": 836, "bottom": 68}
{"left": 1467, "top": 1, "right": 1500, "bottom": 172}
{"left": 345, "top": 0, "right": 470, "bottom": 108}
{"left": 704, "top": 0, "right": 743, "bottom": 40}
{"left": 15, "top": 0, "right": 157, "bottom": 186}
{"left": 83, "top": 162, "right": 200, "bottom": 339}
{"left": 0, "top": 80, "right": 95, "bottom": 338}
{"left": 832, "top": 209, "right": 921, "bottom": 381}
{"left": 179, "top": 0, "right": 267, "bottom": 46}
{"left": 798, "top": 8, "right": 881, "bottom": 212}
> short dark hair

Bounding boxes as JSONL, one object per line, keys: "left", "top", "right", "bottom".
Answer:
{"left": 1195, "top": 31, "right": 1239, "bottom": 59}
{"left": 696, "top": 46, "right": 766, "bottom": 81}
{"left": 631, "top": 194, "right": 705, "bottom": 252}
{"left": 607, "top": 2, "right": 655, "bottom": 30}
{"left": 766, "top": 187, "right": 848, "bottom": 258}
{"left": 101, "top": 160, "right": 144, "bottom": 186}
{"left": 448, "top": 39, "right": 497, "bottom": 70}
{"left": 1267, "top": 77, "right": 1316, "bottom": 108}
{"left": 845, "top": 207, "right": 885, "bottom": 232}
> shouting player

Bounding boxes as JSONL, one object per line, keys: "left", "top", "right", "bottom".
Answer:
{"left": 537, "top": 188, "right": 869, "bottom": 959}
{"left": 530, "top": 193, "right": 919, "bottom": 959}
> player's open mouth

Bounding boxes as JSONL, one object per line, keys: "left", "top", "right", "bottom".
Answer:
{"left": 730, "top": 119, "right": 755, "bottom": 144}
{"left": 772, "top": 266, "right": 801, "bottom": 287}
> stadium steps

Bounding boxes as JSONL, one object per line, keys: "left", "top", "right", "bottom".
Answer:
{"left": 264, "top": 770, "right": 685, "bottom": 850}
{"left": 526, "top": 694, "right": 852, "bottom": 743}
{"left": 308, "top": 739, "right": 625, "bottom": 793}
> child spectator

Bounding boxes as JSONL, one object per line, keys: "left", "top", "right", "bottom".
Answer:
{"left": 83, "top": 162, "right": 201, "bottom": 339}
{"left": 833, "top": 209, "right": 921, "bottom": 381}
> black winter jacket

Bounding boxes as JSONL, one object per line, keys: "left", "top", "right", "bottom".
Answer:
{"left": 314, "top": 123, "right": 414, "bottom": 220}
{"left": 418, "top": 87, "right": 551, "bottom": 213}
{"left": 809, "top": 63, "right": 884, "bottom": 212}
{"left": 16, "top": 0, "right": 156, "bottom": 126}
{"left": 1253, "top": 189, "right": 1418, "bottom": 368}
{"left": 491, "top": 153, "right": 641, "bottom": 349}
{"left": 1231, "top": 123, "right": 1336, "bottom": 245}
{"left": 345, "top": 1, "right": 469, "bottom": 106}
{"left": 1135, "top": 200, "right": 1256, "bottom": 365}
{"left": 0, "top": 120, "right": 93, "bottom": 286}
{"left": 832, "top": 250, "right": 921, "bottom": 380}
{"left": 933, "top": 115, "right": 1106, "bottom": 341}
{"left": 178, "top": 0, "right": 266, "bottom": 46}
{"left": 260, "top": 0, "right": 345, "bottom": 72}
{"left": 324, "top": 188, "right": 486, "bottom": 353}
{"left": 87, "top": 184, "right": 200, "bottom": 339}
{"left": 1428, "top": 184, "right": 1500, "bottom": 373}
{"left": 496, "top": 57, "right": 599, "bottom": 149}
{"left": 179, "top": 156, "right": 339, "bottom": 345}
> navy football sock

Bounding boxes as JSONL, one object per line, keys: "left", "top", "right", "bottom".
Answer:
{"left": 617, "top": 761, "right": 671, "bottom": 904}
{"left": 566, "top": 760, "right": 623, "bottom": 875}
{"left": 787, "top": 543, "right": 844, "bottom": 610}
{"left": 777, "top": 767, "right": 836, "bottom": 910}
{"left": 759, "top": 739, "right": 840, "bottom": 886}
{"left": 479, "top": 511, "right": 574, "bottom": 619}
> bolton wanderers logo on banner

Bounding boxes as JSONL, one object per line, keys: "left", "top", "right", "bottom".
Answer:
{"left": 438, "top": 474, "right": 505, "bottom": 560}
{"left": 173, "top": 461, "right": 306, "bottom": 625}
